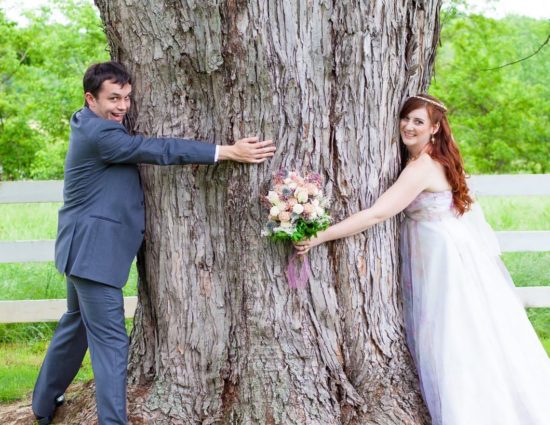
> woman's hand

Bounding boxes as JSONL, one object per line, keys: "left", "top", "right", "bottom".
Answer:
{"left": 293, "top": 234, "right": 324, "bottom": 256}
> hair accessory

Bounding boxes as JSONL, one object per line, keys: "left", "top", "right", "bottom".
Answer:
{"left": 411, "top": 95, "right": 447, "bottom": 112}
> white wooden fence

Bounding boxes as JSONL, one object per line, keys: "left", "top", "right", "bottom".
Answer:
{"left": 0, "top": 175, "right": 549, "bottom": 323}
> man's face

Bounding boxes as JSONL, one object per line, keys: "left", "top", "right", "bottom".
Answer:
{"left": 85, "top": 80, "right": 132, "bottom": 124}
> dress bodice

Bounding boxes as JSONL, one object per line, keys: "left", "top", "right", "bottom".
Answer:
{"left": 404, "top": 191, "right": 457, "bottom": 221}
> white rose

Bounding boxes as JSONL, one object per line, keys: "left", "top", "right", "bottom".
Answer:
{"left": 316, "top": 207, "right": 325, "bottom": 216}
{"left": 267, "top": 191, "right": 279, "bottom": 204}
{"left": 288, "top": 182, "right": 298, "bottom": 190}
{"left": 296, "top": 190, "right": 309, "bottom": 203}
{"left": 270, "top": 206, "right": 281, "bottom": 217}
{"left": 292, "top": 204, "right": 304, "bottom": 214}
{"left": 312, "top": 198, "right": 319, "bottom": 207}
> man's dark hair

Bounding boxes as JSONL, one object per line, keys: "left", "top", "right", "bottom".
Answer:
{"left": 83, "top": 61, "right": 132, "bottom": 105}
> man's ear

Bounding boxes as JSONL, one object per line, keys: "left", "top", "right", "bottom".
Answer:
{"left": 85, "top": 92, "right": 95, "bottom": 107}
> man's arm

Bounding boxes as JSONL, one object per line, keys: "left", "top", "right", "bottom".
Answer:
{"left": 217, "top": 136, "right": 275, "bottom": 163}
{"left": 96, "top": 122, "right": 274, "bottom": 165}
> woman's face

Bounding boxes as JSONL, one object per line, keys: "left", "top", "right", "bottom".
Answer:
{"left": 399, "top": 107, "right": 438, "bottom": 151}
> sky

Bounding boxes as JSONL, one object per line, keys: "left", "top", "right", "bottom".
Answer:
{"left": 467, "top": 0, "right": 550, "bottom": 18}
{"left": 1, "top": 0, "right": 549, "bottom": 23}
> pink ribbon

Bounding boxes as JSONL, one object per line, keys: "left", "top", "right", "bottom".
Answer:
{"left": 286, "top": 252, "right": 311, "bottom": 289}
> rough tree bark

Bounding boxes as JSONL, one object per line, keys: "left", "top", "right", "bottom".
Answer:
{"left": 91, "top": 1, "right": 441, "bottom": 424}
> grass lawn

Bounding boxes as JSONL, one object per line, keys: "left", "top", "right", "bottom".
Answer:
{"left": 477, "top": 196, "right": 550, "bottom": 231}
{"left": 0, "top": 197, "right": 549, "bottom": 402}
{"left": 0, "top": 341, "right": 93, "bottom": 403}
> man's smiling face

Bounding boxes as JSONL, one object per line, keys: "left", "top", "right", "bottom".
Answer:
{"left": 85, "top": 80, "right": 132, "bottom": 123}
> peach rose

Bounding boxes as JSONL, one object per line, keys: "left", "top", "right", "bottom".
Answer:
{"left": 303, "top": 203, "right": 314, "bottom": 215}
{"left": 278, "top": 211, "right": 291, "bottom": 222}
{"left": 305, "top": 183, "right": 319, "bottom": 196}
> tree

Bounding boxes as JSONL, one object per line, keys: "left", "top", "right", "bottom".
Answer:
{"left": 69, "top": 1, "right": 442, "bottom": 423}
{"left": 0, "top": 0, "right": 108, "bottom": 180}
{"left": 430, "top": 13, "right": 550, "bottom": 174}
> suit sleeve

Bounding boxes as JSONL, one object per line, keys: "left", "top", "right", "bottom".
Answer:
{"left": 95, "top": 122, "right": 217, "bottom": 165}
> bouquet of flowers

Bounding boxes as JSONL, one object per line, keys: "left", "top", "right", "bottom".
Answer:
{"left": 262, "top": 169, "right": 331, "bottom": 288}
{"left": 262, "top": 169, "right": 331, "bottom": 241}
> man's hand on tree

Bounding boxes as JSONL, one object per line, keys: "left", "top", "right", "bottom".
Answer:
{"left": 218, "top": 137, "right": 275, "bottom": 163}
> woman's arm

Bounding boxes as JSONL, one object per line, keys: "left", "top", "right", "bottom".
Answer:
{"left": 294, "top": 156, "right": 432, "bottom": 254}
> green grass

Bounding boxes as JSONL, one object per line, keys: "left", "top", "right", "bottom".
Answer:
{"left": 0, "top": 263, "right": 66, "bottom": 300}
{"left": 0, "top": 197, "right": 549, "bottom": 402}
{"left": 0, "top": 262, "right": 138, "bottom": 301}
{"left": 477, "top": 196, "right": 550, "bottom": 230}
{"left": 479, "top": 197, "right": 550, "bottom": 355}
{"left": 0, "top": 202, "right": 138, "bottom": 401}
{"left": 527, "top": 308, "right": 550, "bottom": 354}
{"left": 0, "top": 341, "right": 93, "bottom": 403}
{"left": 0, "top": 203, "right": 61, "bottom": 240}
{"left": 0, "top": 262, "right": 137, "bottom": 347}
{"left": 501, "top": 252, "right": 550, "bottom": 287}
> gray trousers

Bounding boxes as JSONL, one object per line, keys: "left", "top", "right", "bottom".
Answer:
{"left": 32, "top": 275, "right": 128, "bottom": 424}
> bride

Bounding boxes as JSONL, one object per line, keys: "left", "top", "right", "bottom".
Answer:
{"left": 294, "top": 94, "right": 550, "bottom": 424}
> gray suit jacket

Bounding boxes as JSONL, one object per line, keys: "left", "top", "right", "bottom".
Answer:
{"left": 55, "top": 107, "right": 216, "bottom": 287}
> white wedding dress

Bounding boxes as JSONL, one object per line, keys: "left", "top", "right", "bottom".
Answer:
{"left": 401, "top": 191, "right": 550, "bottom": 425}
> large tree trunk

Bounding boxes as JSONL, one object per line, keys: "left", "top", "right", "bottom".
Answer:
{"left": 94, "top": 1, "right": 441, "bottom": 423}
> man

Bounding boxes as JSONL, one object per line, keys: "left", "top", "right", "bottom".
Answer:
{"left": 32, "top": 61, "right": 275, "bottom": 425}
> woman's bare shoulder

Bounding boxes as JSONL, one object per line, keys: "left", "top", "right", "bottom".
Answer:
{"left": 413, "top": 154, "right": 451, "bottom": 191}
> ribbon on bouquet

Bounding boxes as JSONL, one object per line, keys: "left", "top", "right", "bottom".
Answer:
{"left": 286, "top": 252, "right": 311, "bottom": 289}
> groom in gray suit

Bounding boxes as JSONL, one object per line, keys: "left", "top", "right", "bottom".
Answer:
{"left": 32, "top": 61, "right": 275, "bottom": 425}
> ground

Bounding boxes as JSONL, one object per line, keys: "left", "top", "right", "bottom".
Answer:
{"left": 0, "top": 382, "right": 150, "bottom": 424}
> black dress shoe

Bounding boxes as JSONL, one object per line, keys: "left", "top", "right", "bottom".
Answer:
{"left": 35, "top": 394, "right": 65, "bottom": 425}
{"left": 35, "top": 415, "right": 53, "bottom": 425}
{"left": 54, "top": 394, "right": 65, "bottom": 407}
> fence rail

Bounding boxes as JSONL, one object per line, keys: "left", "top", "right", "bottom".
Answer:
{"left": 1, "top": 231, "right": 548, "bottom": 265}
{"left": 0, "top": 297, "right": 138, "bottom": 323}
{"left": 0, "top": 180, "right": 64, "bottom": 203}
{"left": 468, "top": 174, "right": 550, "bottom": 196}
{"left": 1, "top": 174, "right": 550, "bottom": 203}
{"left": 0, "top": 175, "right": 549, "bottom": 324}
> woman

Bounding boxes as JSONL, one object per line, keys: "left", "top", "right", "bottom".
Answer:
{"left": 295, "top": 94, "right": 550, "bottom": 424}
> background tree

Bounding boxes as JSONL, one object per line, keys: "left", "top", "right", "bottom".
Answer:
{"left": 58, "top": 1, "right": 441, "bottom": 423}
{"left": 0, "top": 0, "right": 108, "bottom": 180}
{"left": 2, "top": 1, "right": 547, "bottom": 180}
{"left": 430, "top": 12, "right": 550, "bottom": 173}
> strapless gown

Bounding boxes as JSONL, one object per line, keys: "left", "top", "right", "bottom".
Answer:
{"left": 401, "top": 191, "right": 550, "bottom": 425}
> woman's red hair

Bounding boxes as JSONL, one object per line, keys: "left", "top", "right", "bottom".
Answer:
{"left": 400, "top": 94, "right": 473, "bottom": 215}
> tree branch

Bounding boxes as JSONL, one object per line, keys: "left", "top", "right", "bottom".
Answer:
{"left": 482, "top": 33, "right": 550, "bottom": 71}
{"left": 1, "top": 49, "right": 29, "bottom": 86}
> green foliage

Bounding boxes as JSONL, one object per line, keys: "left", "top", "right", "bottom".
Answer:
{"left": 269, "top": 217, "right": 331, "bottom": 242}
{"left": 0, "top": 0, "right": 108, "bottom": 180}
{"left": 430, "top": 12, "right": 550, "bottom": 173}
{"left": 30, "top": 138, "right": 68, "bottom": 179}
{"left": 1, "top": 1, "right": 548, "bottom": 179}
